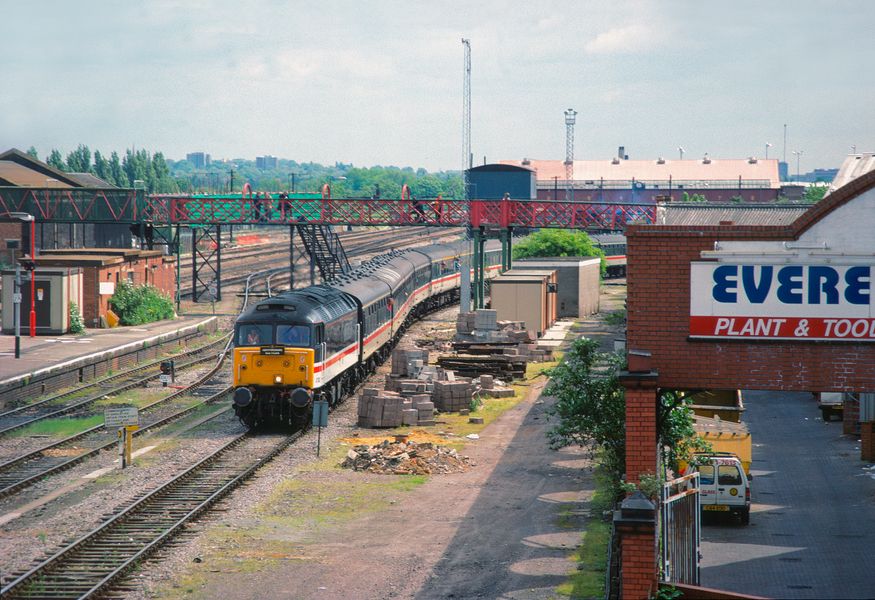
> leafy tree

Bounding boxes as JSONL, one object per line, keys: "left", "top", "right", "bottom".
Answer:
{"left": 804, "top": 183, "right": 829, "bottom": 203}
{"left": 65, "top": 144, "right": 92, "bottom": 173}
{"left": 545, "top": 338, "right": 707, "bottom": 493}
{"left": 26, "top": 146, "right": 38, "bottom": 160}
{"left": 513, "top": 229, "right": 606, "bottom": 276}
{"left": 47, "top": 149, "right": 66, "bottom": 171}
{"left": 93, "top": 151, "right": 109, "bottom": 182}
{"left": 681, "top": 191, "right": 707, "bottom": 202}
{"left": 109, "top": 151, "right": 125, "bottom": 187}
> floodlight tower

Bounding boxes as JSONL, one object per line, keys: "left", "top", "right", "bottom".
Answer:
{"left": 462, "top": 38, "right": 472, "bottom": 199}
{"left": 564, "top": 108, "right": 577, "bottom": 201}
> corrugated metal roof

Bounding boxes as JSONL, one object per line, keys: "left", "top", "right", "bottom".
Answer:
{"left": 656, "top": 203, "right": 811, "bottom": 226}
{"left": 66, "top": 172, "right": 117, "bottom": 188}
{"left": 829, "top": 153, "right": 875, "bottom": 192}
{"left": 0, "top": 161, "right": 73, "bottom": 187}
{"left": 500, "top": 157, "right": 781, "bottom": 188}
{"left": 0, "top": 148, "right": 83, "bottom": 187}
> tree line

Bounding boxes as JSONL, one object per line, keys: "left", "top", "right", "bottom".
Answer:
{"left": 26, "top": 145, "right": 463, "bottom": 198}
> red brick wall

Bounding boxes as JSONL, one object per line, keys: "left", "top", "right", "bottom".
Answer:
{"left": 620, "top": 527, "right": 657, "bottom": 599}
{"left": 626, "top": 225, "right": 875, "bottom": 392}
{"left": 623, "top": 381, "right": 658, "bottom": 483}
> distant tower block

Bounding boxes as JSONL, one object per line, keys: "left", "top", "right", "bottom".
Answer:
{"left": 564, "top": 108, "right": 577, "bottom": 201}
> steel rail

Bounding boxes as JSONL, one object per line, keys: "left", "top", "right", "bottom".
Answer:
{"left": 0, "top": 335, "right": 229, "bottom": 418}
{"left": 0, "top": 336, "right": 229, "bottom": 437}
{"left": 0, "top": 431, "right": 300, "bottom": 599}
{"left": 0, "top": 264, "right": 276, "bottom": 499}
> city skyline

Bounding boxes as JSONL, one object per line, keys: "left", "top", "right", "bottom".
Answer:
{"left": 2, "top": 1, "right": 872, "bottom": 173}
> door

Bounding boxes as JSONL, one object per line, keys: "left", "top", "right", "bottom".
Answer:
{"left": 715, "top": 461, "right": 745, "bottom": 507}
{"left": 697, "top": 463, "right": 718, "bottom": 509}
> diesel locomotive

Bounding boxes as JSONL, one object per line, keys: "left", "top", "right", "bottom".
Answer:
{"left": 232, "top": 239, "right": 502, "bottom": 428}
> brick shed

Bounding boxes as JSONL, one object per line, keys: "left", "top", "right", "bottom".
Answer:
{"left": 620, "top": 170, "right": 875, "bottom": 597}
{"left": 33, "top": 249, "right": 176, "bottom": 327}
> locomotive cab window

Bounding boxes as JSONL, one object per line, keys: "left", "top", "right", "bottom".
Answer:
{"left": 237, "top": 324, "right": 273, "bottom": 346}
{"left": 277, "top": 324, "right": 311, "bottom": 346}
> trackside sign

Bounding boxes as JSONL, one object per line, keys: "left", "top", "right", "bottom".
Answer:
{"left": 690, "top": 262, "right": 875, "bottom": 341}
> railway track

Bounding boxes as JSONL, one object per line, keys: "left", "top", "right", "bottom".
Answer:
{"left": 0, "top": 335, "right": 229, "bottom": 438}
{"left": 178, "top": 226, "right": 433, "bottom": 296}
{"left": 0, "top": 230, "right": 469, "bottom": 597}
{"left": 0, "top": 266, "right": 284, "bottom": 499}
{"left": 0, "top": 431, "right": 298, "bottom": 599}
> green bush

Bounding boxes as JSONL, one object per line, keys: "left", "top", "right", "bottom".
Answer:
{"left": 69, "top": 301, "right": 85, "bottom": 334}
{"left": 109, "top": 281, "right": 174, "bottom": 325}
{"left": 512, "top": 229, "right": 606, "bottom": 276}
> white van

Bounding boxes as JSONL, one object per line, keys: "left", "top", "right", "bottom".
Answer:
{"left": 692, "top": 453, "right": 751, "bottom": 524}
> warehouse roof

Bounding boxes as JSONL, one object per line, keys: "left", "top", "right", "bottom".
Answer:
{"left": 0, "top": 148, "right": 82, "bottom": 187}
{"left": 656, "top": 203, "right": 811, "bottom": 226}
{"left": 829, "top": 153, "right": 875, "bottom": 192}
{"left": 501, "top": 157, "right": 781, "bottom": 188}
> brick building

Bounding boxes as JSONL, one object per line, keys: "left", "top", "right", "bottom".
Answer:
{"left": 620, "top": 169, "right": 875, "bottom": 595}
{"left": 32, "top": 249, "right": 176, "bottom": 327}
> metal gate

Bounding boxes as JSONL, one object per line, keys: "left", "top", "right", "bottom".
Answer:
{"left": 660, "top": 472, "right": 700, "bottom": 584}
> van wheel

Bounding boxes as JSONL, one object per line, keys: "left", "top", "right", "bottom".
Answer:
{"left": 741, "top": 508, "right": 750, "bottom": 525}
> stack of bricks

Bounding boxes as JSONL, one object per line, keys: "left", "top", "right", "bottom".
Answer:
{"left": 477, "top": 374, "right": 514, "bottom": 398}
{"left": 358, "top": 388, "right": 405, "bottom": 428}
{"left": 474, "top": 309, "right": 498, "bottom": 331}
{"left": 456, "top": 312, "right": 476, "bottom": 334}
{"left": 392, "top": 348, "right": 430, "bottom": 376}
{"left": 433, "top": 379, "right": 475, "bottom": 412}
{"left": 411, "top": 394, "right": 436, "bottom": 425}
{"left": 358, "top": 388, "right": 438, "bottom": 428}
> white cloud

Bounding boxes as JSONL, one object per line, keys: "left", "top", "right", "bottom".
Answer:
{"left": 584, "top": 23, "right": 665, "bottom": 54}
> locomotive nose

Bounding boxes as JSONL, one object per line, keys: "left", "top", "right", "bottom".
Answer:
{"left": 233, "top": 387, "right": 253, "bottom": 407}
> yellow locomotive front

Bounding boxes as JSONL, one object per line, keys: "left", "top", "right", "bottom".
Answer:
{"left": 232, "top": 322, "right": 316, "bottom": 427}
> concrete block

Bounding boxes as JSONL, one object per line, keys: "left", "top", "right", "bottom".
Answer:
{"left": 402, "top": 408, "right": 419, "bottom": 426}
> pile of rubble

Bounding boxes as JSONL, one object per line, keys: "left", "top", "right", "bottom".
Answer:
{"left": 341, "top": 439, "right": 474, "bottom": 475}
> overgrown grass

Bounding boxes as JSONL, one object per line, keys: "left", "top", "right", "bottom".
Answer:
{"left": 259, "top": 476, "right": 427, "bottom": 527}
{"left": 94, "top": 388, "right": 167, "bottom": 409}
{"left": 556, "top": 467, "right": 616, "bottom": 599}
{"left": 603, "top": 310, "right": 626, "bottom": 327}
{"left": 14, "top": 414, "right": 103, "bottom": 438}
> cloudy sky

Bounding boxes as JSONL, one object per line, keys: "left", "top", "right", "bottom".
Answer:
{"left": 1, "top": 1, "right": 872, "bottom": 172}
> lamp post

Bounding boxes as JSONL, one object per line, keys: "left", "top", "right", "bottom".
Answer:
{"left": 9, "top": 212, "right": 36, "bottom": 338}
{"left": 792, "top": 150, "right": 803, "bottom": 180}
{"left": 765, "top": 143, "right": 772, "bottom": 159}
{"left": 678, "top": 146, "right": 685, "bottom": 160}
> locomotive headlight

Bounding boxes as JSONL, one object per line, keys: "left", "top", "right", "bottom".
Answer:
{"left": 274, "top": 374, "right": 283, "bottom": 384}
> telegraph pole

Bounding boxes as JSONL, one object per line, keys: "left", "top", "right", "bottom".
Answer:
{"left": 461, "top": 38, "right": 472, "bottom": 200}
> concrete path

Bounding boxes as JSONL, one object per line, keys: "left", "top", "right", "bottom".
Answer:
{"left": 700, "top": 390, "right": 875, "bottom": 598}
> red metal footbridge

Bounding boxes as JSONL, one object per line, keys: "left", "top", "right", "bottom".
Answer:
{"left": 1, "top": 184, "right": 646, "bottom": 306}
{"left": 0, "top": 184, "right": 655, "bottom": 230}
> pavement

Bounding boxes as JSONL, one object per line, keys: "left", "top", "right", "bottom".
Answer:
{"left": 700, "top": 389, "right": 875, "bottom": 598}
{"left": 0, "top": 313, "right": 219, "bottom": 386}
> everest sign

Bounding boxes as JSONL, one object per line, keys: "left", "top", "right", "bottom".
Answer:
{"left": 690, "top": 262, "right": 875, "bottom": 341}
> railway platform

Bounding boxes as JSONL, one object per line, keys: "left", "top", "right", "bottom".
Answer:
{"left": 0, "top": 314, "right": 219, "bottom": 406}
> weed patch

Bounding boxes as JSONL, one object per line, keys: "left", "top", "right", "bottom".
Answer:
{"left": 14, "top": 415, "right": 103, "bottom": 438}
